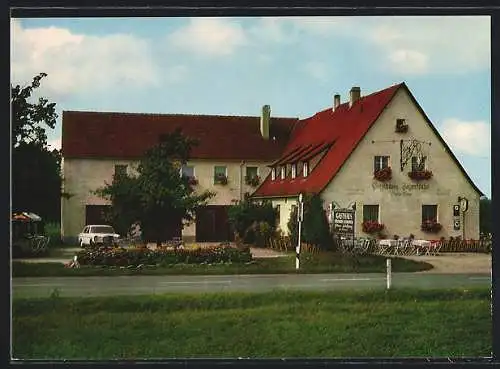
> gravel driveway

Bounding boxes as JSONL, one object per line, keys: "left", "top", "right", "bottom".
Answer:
{"left": 401, "top": 253, "right": 491, "bottom": 274}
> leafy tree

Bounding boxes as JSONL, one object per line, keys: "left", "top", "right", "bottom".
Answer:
{"left": 95, "top": 128, "right": 215, "bottom": 246}
{"left": 11, "top": 73, "right": 62, "bottom": 222}
{"left": 479, "top": 196, "right": 491, "bottom": 236}
{"left": 287, "top": 204, "right": 299, "bottom": 247}
{"left": 11, "top": 73, "right": 57, "bottom": 148}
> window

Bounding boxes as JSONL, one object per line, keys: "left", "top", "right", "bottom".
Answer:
{"left": 422, "top": 205, "right": 438, "bottom": 222}
{"left": 181, "top": 165, "right": 195, "bottom": 178}
{"left": 246, "top": 166, "right": 258, "bottom": 179}
{"left": 374, "top": 156, "right": 389, "bottom": 172}
{"left": 280, "top": 166, "right": 286, "bottom": 179}
{"left": 114, "top": 164, "right": 127, "bottom": 177}
{"left": 214, "top": 166, "right": 227, "bottom": 184}
{"left": 271, "top": 168, "right": 276, "bottom": 180}
{"left": 363, "top": 205, "right": 379, "bottom": 222}
{"left": 303, "top": 162, "right": 309, "bottom": 177}
{"left": 411, "top": 156, "right": 427, "bottom": 172}
{"left": 291, "top": 163, "right": 297, "bottom": 179}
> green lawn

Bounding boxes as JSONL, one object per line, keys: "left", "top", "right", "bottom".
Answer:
{"left": 12, "top": 252, "right": 433, "bottom": 277}
{"left": 12, "top": 288, "right": 491, "bottom": 359}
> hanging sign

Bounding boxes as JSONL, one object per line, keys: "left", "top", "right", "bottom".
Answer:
{"left": 333, "top": 208, "right": 355, "bottom": 239}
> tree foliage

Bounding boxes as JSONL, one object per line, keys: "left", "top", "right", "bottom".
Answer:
{"left": 11, "top": 73, "right": 62, "bottom": 222}
{"left": 479, "top": 197, "right": 491, "bottom": 236}
{"left": 228, "top": 199, "right": 277, "bottom": 245}
{"left": 95, "top": 128, "right": 215, "bottom": 245}
{"left": 287, "top": 193, "right": 333, "bottom": 250}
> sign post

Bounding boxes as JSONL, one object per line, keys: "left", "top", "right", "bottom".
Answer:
{"left": 296, "top": 193, "right": 304, "bottom": 270}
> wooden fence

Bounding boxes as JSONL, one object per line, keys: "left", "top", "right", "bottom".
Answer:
{"left": 438, "top": 239, "right": 491, "bottom": 253}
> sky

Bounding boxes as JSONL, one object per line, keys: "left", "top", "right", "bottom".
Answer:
{"left": 10, "top": 16, "right": 491, "bottom": 197}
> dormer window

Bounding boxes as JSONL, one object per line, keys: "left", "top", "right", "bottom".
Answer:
{"left": 271, "top": 168, "right": 276, "bottom": 181}
{"left": 280, "top": 166, "right": 286, "bottom": 179}
{"left": 291, "top": 163, "right": 297, "bottom": 179}
{"left": 303, "top": 162, "right": 309, "bottom": 177}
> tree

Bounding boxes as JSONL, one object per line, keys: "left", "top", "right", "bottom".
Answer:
{"left": 228, "top": 199, "right": 277, "bottom": 245}
{"left": 479, "top": 196, "right": 491, "bottom": 236}
{"left": 95, "top": 128, "right": 215, "bottom": 246}
{"left": 287, "top": 194, "right": 333, "bottom": 250}
{"left": 11, "top": 73, "right": 62, "bottom": 223}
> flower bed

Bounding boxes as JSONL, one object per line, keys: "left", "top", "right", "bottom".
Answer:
{"left": 421, "top": 220, "right": 442, "bottom": 233}
{"left": 408, "top": 170, "right": 433, "bottom": 181}
{"left": 373, "top": 167, "right": 392, "bottom": 182}
{"left": 362, "top": 220, "right": 385, "bottom": 234}
{"left": 76, "top": 245, "right": 252, "bottom": 267}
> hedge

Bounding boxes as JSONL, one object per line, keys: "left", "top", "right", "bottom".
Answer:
{"left": 75, "top": 245, "right": 253, "bottom": 267}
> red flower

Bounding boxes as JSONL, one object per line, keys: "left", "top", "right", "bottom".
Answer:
{"left": 421, "top": 219, "right": 442, "bottom": 233}
{"left": 374, "top": 167, "right": 392, "bottom": 182}
{"left": 362, "top": 220, "right": 385, "bottom": 234}
{"left": 408, "top": 170, "right": 433, "bottom": 181}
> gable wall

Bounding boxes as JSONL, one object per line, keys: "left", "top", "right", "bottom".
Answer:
{"left": 321, "top": 87, "right": 480, "bottom": 239}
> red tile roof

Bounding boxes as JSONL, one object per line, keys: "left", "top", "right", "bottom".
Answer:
{"left": 62, "top": 111, "right": 298, "bottom": 161}
{"left": 252, "top": 82, "right": 484, "bottom": 198}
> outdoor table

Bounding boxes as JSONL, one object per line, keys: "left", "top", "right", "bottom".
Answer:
{"left": 378, "top": 239, "right": 397, "bottom": 255}
{"left": 412, "top": 239, "right": 432, "bottom": 255}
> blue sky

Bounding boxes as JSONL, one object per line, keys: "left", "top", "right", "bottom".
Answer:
{"left": 10, "top": 16, "right": 491, "bottom": 197}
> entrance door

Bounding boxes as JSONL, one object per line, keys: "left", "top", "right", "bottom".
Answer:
{"left": 195, "top": 206, "right": 233, "bottom": 242}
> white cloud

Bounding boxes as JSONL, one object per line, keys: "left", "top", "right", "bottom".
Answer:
{"left": 10, "top": 19, "right": 160, "bottom": 98}
{"left": 168, "top": 18, "right": 247, "bottom": 57}
{"left": 165, "top": 65, "right": 189, "bottom": 83}
{"left": 368, "top": 16, "right": 490, "bottom": 74}
{"left": 441, "top": 118, "right": 490, "bottom": 157}
{"left": 302, "top": 61, "right": 329, "bottom": 81}
{"left": 388, "top": 49, "right": 428, "bottom": 74}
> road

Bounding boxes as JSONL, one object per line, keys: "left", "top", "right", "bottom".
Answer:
{"left": 12, "top": 273, "right": 491, "bottom": 298}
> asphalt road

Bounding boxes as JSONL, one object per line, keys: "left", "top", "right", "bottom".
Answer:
{"left": 12, "top": 273, "right": 491, "bottom": 298}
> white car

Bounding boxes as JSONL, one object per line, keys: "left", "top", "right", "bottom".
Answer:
{"left": 78, "top": 225, "right": 120, "bottom": 247}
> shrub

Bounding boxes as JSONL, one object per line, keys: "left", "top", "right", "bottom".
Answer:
{"left": 287, "top": 194, "right": 333, "bottom": 251}
{"left": 228, "top": 200, "right": 277, "bottom": 243}
{"left": 75, "top": 245, "right": 252, "bottom": 267}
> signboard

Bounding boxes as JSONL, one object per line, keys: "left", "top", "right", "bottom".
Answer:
{"left": 453, "top": 205, "right": 460, "bottom": 217}
{"left": 453, "top": 218, "right": 461, "bottom": 230}
{"left": 333, "top": 208, "right": 355, "bottom": 239}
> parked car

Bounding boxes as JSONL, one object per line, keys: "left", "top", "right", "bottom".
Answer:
{"left": 78, "top": 225, "right": 120, "bottom": 247}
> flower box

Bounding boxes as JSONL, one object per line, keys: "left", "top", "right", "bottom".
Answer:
{"left": 421, "top": 219, "right": 442, "bottom": 233}
{"left": 362, "top": 220, "right": 385, "bottom": 234}
{"left": 214, "top": 174, "right": 228, "bottom": 185}
{"left": 373, "top": 167, "right": 392, "bottom": 182}
{"left": 408, "top": 170, "right": 433, "bottom": 181}
{"left": 245, "top": 175, "right": 260, "bottom": 187}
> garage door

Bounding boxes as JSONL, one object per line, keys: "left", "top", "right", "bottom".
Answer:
{"left": 195, "top": 206, "right": 234, "bottom": 242}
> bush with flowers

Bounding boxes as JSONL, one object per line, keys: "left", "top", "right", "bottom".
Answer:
{"left": 75, "top": 244, "right": 252, "bottom": 267}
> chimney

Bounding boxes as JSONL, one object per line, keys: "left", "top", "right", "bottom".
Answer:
{"left": 333, "top": 94, "right": 341, "bottom": 111}
{"left": 260, "top": 104, "right": 271, "bottom": 140}
{"left": 349, "top": 86, "right": 361, "bottom": 108}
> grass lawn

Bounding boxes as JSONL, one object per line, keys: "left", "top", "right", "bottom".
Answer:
{"left": 11, "top": 252, "right": 433, "bottom": 277}
{"left": 12, "top": 288, "right": 491, "bottom": 359}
